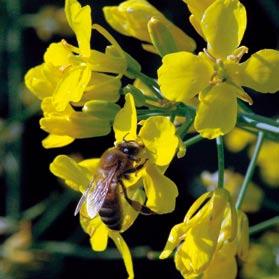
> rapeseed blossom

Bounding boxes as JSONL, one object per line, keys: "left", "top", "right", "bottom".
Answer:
{"left": 160, "top": 188, "right": 249, "bottom": 279}
{"left": 112, "top": 93, "right": 179, "bottom": 213}
{"left": 160, "top": 188, "right": 237, "bottom": 277}
{"left": 49, "top": 155, "right": 139, "bottom": 278}
{"left": 40, "top": 98, "right": 120, "bottom": 148}
{"left": 25, "top": 0, "right": 127, "bottom": 148}
{"left": 158, "top": 0, "right": 279, "bottom": 139}
{"left": 49, "top": 93, "right": 179, "bottom": 277}
{"left": 103, "top": 0, "right": 196, "bottom": 54}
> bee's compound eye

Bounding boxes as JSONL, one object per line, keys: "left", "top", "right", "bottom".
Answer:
{"left": 123, "top": 147, "right": 129, "bottom": 154}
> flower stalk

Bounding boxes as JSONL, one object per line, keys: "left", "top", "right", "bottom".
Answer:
{"left": 236, "top": 131, "right": 265, "bottom": 209}
{"left": 216, "top": 136, "right": 225, "bottom": 188}
{"left": 249, "top": 216, "right": 279, "bottom": 235}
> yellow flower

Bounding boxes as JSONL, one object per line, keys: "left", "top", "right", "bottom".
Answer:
{"left": 201, "top": 210, "right": 249, "bottom": 279}
{"left": 49, "top": 155, "right": 142, "bottom": 278}
{"left": 182, "top": 0, "right": 216, "bottom": 38}
{"left": 201, "top": 169, "right": 264, "bottom": 212}
{"left": 25, "top": 0, "right": 126, "bottom": 112}
{"left": 158, "top": 0, "right": 279, "bottom": 139}
{"left": 113, "top": 93, "right": 179, "bottom": 213}
{"left": 103, "top": 0, "right": 196, "bottom": 54}
{"left": 225, "top": 128, "right": 279, "bottom": 187}
{"left": 160, "top": 188, "right": 237, "bottom": 277}
{"left": 40, "top": 97, "right": 120, "bottom": 148}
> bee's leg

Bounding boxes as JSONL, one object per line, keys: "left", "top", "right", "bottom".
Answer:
{"left": 119, "top": 181, "right": 155, "bottom": 215}
{"left": 122, "top": 159, "right": 148, "bottom": 176}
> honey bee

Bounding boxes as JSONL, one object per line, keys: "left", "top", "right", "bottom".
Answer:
{"left": 74, "top": 140, "right": 153, "bottom": 231}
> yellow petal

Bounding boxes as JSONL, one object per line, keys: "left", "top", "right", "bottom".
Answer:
{"left": 24, "top": 64, "right": 57, "bottom": 100}
{"left": 143, "top": 163, "right": 178, "bottom": 213}
{"left": 49, "top": 155, "right": 91, "bottom": 191}
{"left": 90, "top": 223, "right": 109, "bottom": 251}
{"left": 189, "top": 14, "right": 204, "bottom": 38}
{"left": 202, "top": 252, "right": 237, "bottom": 279}
{"left": 184, "top": 191, "right": 212, "bottom": 222}
{"left": 88, "top": 50, "right": 127, "bottom": 74}
{"left": 158, "top": 52, "right": 212, "bottom": 102}
{"left": 65, "top": 0, "right": 91, "bottom": 57}
{"left": 113, "top": 93, "right": 137, "bottom": 142}
{"left": 201, "top": 0, "right": 247, "bottom": 59}
{"left": 194, "top": 83, "right": 238, "bottom": 139}
{"left": 177, "top": 220, "right": 219, "bottom": 274}
{"left": 78, "top": 73, "right": 121, "bottom": 104}
{"left": 104, "top": 0, "right": 195, "bottom": 53}
{"left": 83, "top": 100, "right": 120, "bottom": 121}
{"left": 78, "top": 158, "right": 100, "bottom": 173}
{"left": 240, "top": 49, "right": 279, "bottom": 93}
{"left": 79, "top": 212, "right": 101, "bottom": 234}
{"left": 109, "top": 231, "right": 134, "bottom": 279}
{"left": 177, "top": 189, "right": 230, "bottom": 274}
{"left": 52, "top": 65, "right": 91, "bottom": 112}
{"left": 40, "top": 111, "right": 111, "bottom": 139}
{"left": 183, "top": 0, "right": 216, "bottom": 20}
{"left": 43, "top": 42, "right": 72, "bottom": 66}
{"left": 237, "top": 211, "right": 249, "bottom": 261}
{"left": 103, "top": 0, "right": 161, "bottom": 42}
{"left": 41, "top": 96, "right": 73, "bottom": 116}
{"left": 42, "top": 134, "right": 74, "bottom": 149}
{"left": 160, "top": 223, "right": 187, "bottom": 259}
{"left": 141, "top": 43, "right": 157, "bottom": 54}
{"left": 103, "top": 6, "right": 131, "bottom": 37}
{"left": 147, "top": 17, "right": 178, "bottom": 56}
{"left": 139, "top": 116, "right": 179, "bottom": 166}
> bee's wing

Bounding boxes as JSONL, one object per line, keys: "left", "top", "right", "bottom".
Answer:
{"left": 74, "top": 179, "right": 94, "bottom": 216}
{"left": 86, "top": 167, "right": 118, "bottom": 219}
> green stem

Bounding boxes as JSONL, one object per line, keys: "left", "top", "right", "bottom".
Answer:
{"left": 5, "top": 0, "right": 22, "bottom": 219}
{"left": 216, "top": 137, "right": 225, "bottom": 188}
{"left": 21, "top": 194, "right": 56, "bottom": 221}
{"left": 249, "top": 216, "right": 279, "bottom": 235}
{"left": 127, "top": 69, "right": 163, "bottom": 100}
{"left": 238, "top": 113, "right": 279, "bottom": 138}
{"left": 31, "top": 242, "right": 156, "bottom": 260}
{"left": 237, "top": 99, "right": 253, "bottom": 113}
{"left": 183, "top": 134, "right": 204, "bottom": 147}
{"left": 236, "top": 131, "right": 265, "bottom": 209}
{"left": 33, "top": 191, "right": 76, "bottom": 239}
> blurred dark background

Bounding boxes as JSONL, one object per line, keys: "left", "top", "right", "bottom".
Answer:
{"left": 1, "top": 0, "right": 279, "bottom": 278}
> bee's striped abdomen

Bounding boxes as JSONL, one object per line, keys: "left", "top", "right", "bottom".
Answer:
{"left": 99, "top": 183, "right": 122, "bottom": 231}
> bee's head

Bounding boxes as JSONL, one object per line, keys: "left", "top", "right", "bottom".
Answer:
{"left": 116, "top": 140, "right": 144, "bottom": 158}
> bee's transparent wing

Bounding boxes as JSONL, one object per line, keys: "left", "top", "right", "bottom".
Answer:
{"left": 86, "top": 167, "right": 117, "bottom": 219}
{"left": 74, "top": 180, "right": 94, "bottom": 216}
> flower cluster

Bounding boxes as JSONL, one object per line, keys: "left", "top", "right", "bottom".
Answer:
{"left": 23, "top": 0, "right": 279, "bottom": 278}
{"left": 160, "top": 189, "right": 249, "bottom": 279}
{"left": 158, "top": 0, "right": 279, "bottom": 138}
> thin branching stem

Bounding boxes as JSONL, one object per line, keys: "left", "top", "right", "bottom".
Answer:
{"left": 216, "top": 137, "right": 225, "bottom": 188}
{"left": 236, "top": 131, "right": 265, "bottom": 209}
{"left": 249, "top": 216, "right": 279, "bottom": 235}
